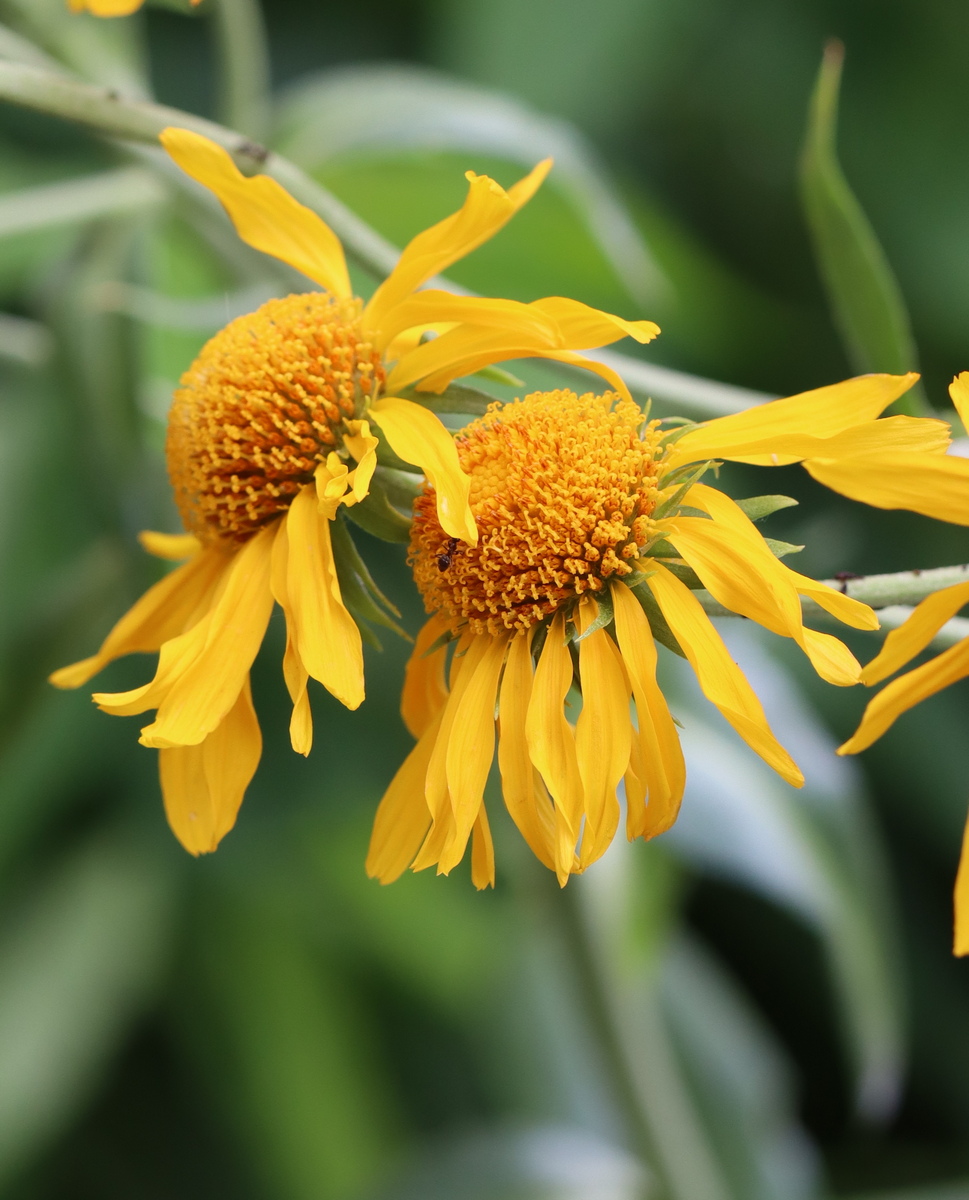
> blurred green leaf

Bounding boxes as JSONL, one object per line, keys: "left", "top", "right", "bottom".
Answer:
{"left": 800, "top": 41, "right": 926, "bottom": 415}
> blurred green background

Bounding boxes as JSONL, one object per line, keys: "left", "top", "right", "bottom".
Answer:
{"left": 2, "top": 1, "right": 969, "bottom": 1197}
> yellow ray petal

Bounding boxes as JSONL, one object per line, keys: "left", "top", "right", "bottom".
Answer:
{"left": 50, "top": 546, "right": 227, "bottom": 690}
{"left": 668, "top": 373, "right": 919, "bottom": 466}
{"left": 368, "top": 291, "right": 557, "bottom": 356}
{"left": 159, "top": 676, "right": 261, "bottom": 856}
{"left": 950, "top": 373, "right": 969, "bottom": 438}
{"left": 646, "top": 563, "right": 803, "bottom": 786}
{"left": 366, "top": 713, "right": 441, "bottom": 884}
{"left": 362, "top": 160, "right": 552, "bottom": 335}
{"left": 369, "top": 396, "right": 476, "bottom": 544}
{"left": 611, "top": 581, "right": 686, "bottom": 839}
{"left": 138, "top": 531, "right": 202, "bottom": 561}
{"left": 529, "top": 296, "right": 660, "bottom": 348}
{"left": 70, "top": 0, "right": 145, "bottom": 12}
{"left": 860, "top": 582, "right": 969, "bottom": 686}
{"left": 954, "top": 811, "right": 969, "bottom": 956}
{"left": 401, "top": 614, "right": 452, "bottom": 738}
{"left": 470, "top": 806, "right": 496, "bottom": 890}
{"left": 497, "top": 631, "right": 557, "bottom": 871}
{"left": 386, "top": 324, "right": 554, "bottom": 394}
{"left": 525, "top": 612, "right": 585, "bottom": 879}
{"left": 284, "top": 483, "right": 364, "bottom": 709}
{"left": 159, "top": 128, "right": 351, "bottom": 298}
{"left": 839, "top": 638, "right": 969, "bottom": 755}
{"left": 783, "top": 570, "right": 879, "bottom": 631}
{"left": 269, "top": 521, "right": 312, "bottom": 755}
{"left": 125, "top": 524, "right": 276, "bottom": 746}
{"left": 342, "top": 419, "right": 379, "bottom": 505}
{"left": 575, "top": 597, "right": 630, "bottom": 868}
{"left": 805, "top": 451, "right": 969, "bottom": 525}
{"left": 439, "top": 633, "right": 509, "bottom": 874}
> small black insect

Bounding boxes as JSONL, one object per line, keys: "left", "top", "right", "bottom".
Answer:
{"left": 437, "top": 537, "right": 460, "bottom": 571}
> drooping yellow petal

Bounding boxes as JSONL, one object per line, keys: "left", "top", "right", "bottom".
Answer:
{"left": 839, "top": 638, "right": 969, "bottom": 755}
{"left": 121, "top": 524, "right": 276, "bottom": 747}
{"left": 783, "top": 569, "right": 879, "bottom": 631}
{"left": 366, "top": 713, "right": 441, "bottom": 884}
{"left": 529, "top": 296, "right": 660, "bottom": 348}
{"left": 860, "top": 582, "right": 969, "bottom": 686}
{"left": 646, "top": 563, "right": 803, "bottom": 786}
{"left": 361, "top": 160, "right": 552, "bottom": 335}
{"left": 611, "top": 581, "right": 686, "bottom": 839}
{"left": 525, "top": 612, "right": 585, "bottom": 881}
{"left": 805, "top": 451, "right": 969, "bottom": 525}
{"left": 159, "top": 128, "right": 351, "bottom": 299}
{"left": 367, "top": 291, "right": 557, "bottom": 356}
{"left": 470, "top": 806, "right": 496, "bottom": 890}
{"left": 401, "top": 615, "right": 452, "bottom": 738}
{"left": 954, "top": 811, "right": 969, "bottom": 957}
{"left": 497, "top": 631, "right": 557, "bottom": 871}
{"left": 159, "top": 676, "right": 261, "bottom": 856}
{"left": 269, "top": 520, "right": 312, "bottom": 755}
{"left": 342, "top": 419, "right": 379, "bottom": 505}
{"left": 369, "top": 396, "right": 476, "bottom": 544}
{"left": 283, "top": 482, "right": 364, "bottom": 710}
{"left": 138, "top": 531, "right": 202, "bottom": 561}
{"left": 575, "top": 597, "right": 631, "bottom": 868}
{"left": 950, "top": 373, "right": 969, "bottom": 438}
{"left": 439, "top": 633, "right": 509, "bottom": 874}
{"left": 668, "top": 373, "right": 919, "bottom": 466}
{"left": 50, "top": 546, "right": 227, "bottom": 690}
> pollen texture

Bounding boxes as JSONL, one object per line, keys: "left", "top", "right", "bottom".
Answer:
{"left": 167, "top": 293, "right": 384, "bottom": 542}
{"left": 411, "top": 389, "right": 663, "bottom": 634}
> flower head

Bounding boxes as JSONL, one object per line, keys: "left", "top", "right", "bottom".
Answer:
{"left": 367, "top": 378, "right": 934, "bottom": 889}
{"left": 52, "top": 129, "right": 659, "bottom": 856}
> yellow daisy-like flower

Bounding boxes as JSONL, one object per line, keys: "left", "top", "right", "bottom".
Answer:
{"left": 839, "top": 373, "right": 969, "bottom": 954}
{"left": 51, "top": 128, "right": 660, "bottom": 856}
{"left": 69, "top": 0, "right": 201, "bottom": 14}
{"left": 367, "top": 372, "right": 941, "bottom": 889}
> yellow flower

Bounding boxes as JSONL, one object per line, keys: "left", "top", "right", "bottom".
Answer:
{"left": 839, "top": 372, "right": 969, "bottom": 954}
{"left": 367, "top": 375, "right": 933, "bottom": 889}
{"left": 51, "top": 128, "right": 659, "bottom": 856}
{"left": 69, "top": 0, "right": 201, "bottom": 13}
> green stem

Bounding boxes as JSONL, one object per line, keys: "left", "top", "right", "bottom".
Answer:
{"left": 210, "top": 0, "right": 270, "bottom": 140}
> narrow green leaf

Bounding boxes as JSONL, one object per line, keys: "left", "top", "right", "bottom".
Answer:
{"left": 396, "top": 381, "right": 500, "bottom": 417}
{"left": 734, "top": 495, "right": 799, "bottom": 523}
{"left": 630, "top": 581, "right": 686, "bottom": 658}
{"left": 344, "top": 485, "right": 412, "bottom": 543}
{"left": 573, "top": 587, "right": 615, "bottom": 643}
{"left": 763, "top": 538, "right": 804, "bottom": 560}
{"left": 800, "top": 41, "right": 927, "bottom": 415}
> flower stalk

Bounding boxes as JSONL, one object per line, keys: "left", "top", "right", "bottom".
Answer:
{"left": 210, "top": 0, "right": 270, "bottom": 140}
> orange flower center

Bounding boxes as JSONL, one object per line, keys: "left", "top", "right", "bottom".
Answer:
{"left": 411, "top": 389, "right": 663, "bottom": 634}
{"left": 167, "top": 293, "right": 384, "bottom": 543}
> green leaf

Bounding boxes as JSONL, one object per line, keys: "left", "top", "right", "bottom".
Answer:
{"left": 799, "top": 41, "right": 927, "bottom": 415}
{"left": 629, "top": 580, "right": 686, "bottom": 658}
{"left": 397, "top": 380, "right": 500, "bottom": 417}
{"left": 344, "top": 485, "right": 412, "bottom": 543}
{"left": 572, "top": 587, "right": 614, "bottom": 643}
{"left": 330, "top": 514, "right": 408, "bottom": 645}
{"left": 472, "top": 362, "right": 524, "bottom": 387}
{"left": 763, "top": 538, "right": 804, "bottom": 560}
{"left": 734, "top": 495, "right": 799, "bottom": 523}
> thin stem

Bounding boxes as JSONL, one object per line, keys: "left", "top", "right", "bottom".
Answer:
{"left": 210, "top": 0, "right": 270, "bottom": 140}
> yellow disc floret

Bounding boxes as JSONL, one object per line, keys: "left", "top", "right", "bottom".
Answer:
{"left": 411, "top": 389, "right": 663, "bottom": 634}
{"left": 167, "top": 293, "right": 384, "bottom": 542}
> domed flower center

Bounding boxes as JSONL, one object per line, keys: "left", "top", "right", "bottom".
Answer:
{"left": 411, "top": 389, "right": 664, "bottom": 634}
{"left": 167, "top": 293, "right": 384, "bottom": 543}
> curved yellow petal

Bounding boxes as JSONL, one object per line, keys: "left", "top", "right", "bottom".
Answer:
{"left": 646, "top": 563, "right": 803, "bottom": 786}
{"left": 368, "top": 291, "right": 557, "bottom": 356}
{"left": 575, "top": 597, "right": 630, "bottom": 868}
{"left": 284, "top": 483, "right": 364, "bottom": 709}
{"left": 386, "top": 324, "right": 553, "bottom": 394}
{"left": 159, "top": 128, "right": 351, "bottom": 298}
{"left": 401, "top": 615, "right": 452, "bottom": 739}
{"left": 529, "top": 296, "right": 660, "bottom": 348}
{"left": 784, "top": 570, "right": 879, "bottom": 631}
{"left": 343, "top": 419, "right": 379, "bottom": 505}
{"left": 470, "top": 806, "right": 496, "bottom": 890}
{"left": 159, "top": 675, "right": 261, "bottom": 857}
{"left": 525, "top": 612, "right": 584, "bottom": 880}
{"left": 366, "top": 712, "right": 441, "bottom": 884}
{"left": 138, "top": 531, "right": 202, "bottom": 561}
{"left": 269, "top": 522, "right": 312, "bottom": 755}
{"left": 805, "top": 451, "right": 969, "bottom": 525}
{"left": 362, "top": 159, "right": 551, "bottom": 335}
{"left": 839, "top": 637, "right": 969, "bottom": 755}
{"left": 369, "top": 396, "right": 476, "bottom": 544}
{"left": 954, "top": 811, "right": 969, "bottom": 956}
{"left": 50, "top": 546, "right": 227, "bottom": 690}
{"left": 70, "top": 0, "right": 145, "bottom": 12}
{"left": 497, "top": 631, "right": 557, "bottom": 871}
{"left": 860, "top": 581, "right": 969, "bottom": 686}
{"left": 611, "top": 581, "right": 685, "bottom": 839}
{"left": 950, "top": 373, "right": 969, "bottom": 439}
{"left": 669, "top": 373, "right": 919, "bottom": 466}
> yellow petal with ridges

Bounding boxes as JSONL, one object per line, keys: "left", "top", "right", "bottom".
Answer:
{"left": 575, "top": 596, "right": 630, "bottom": 869}
{"left": 159, "top": 675, "right": 261, "bottom": 856}
{"left": 530, "top": 296, "right": 660, "bottom": 348}
{"left": 50, "top": 546, "right": 226, "bottom": 690}
{"left": 366, "top": 713, "right": 441, "bottom": 884}
{"left": 362, "top": 160, "right": 552, "bottom": 335}
{"left": 160, "top": 128, "right": 351, "bottom": 298}
{"left": 646, "top": 563, "right": 803, "bottom": 786}
{"left": 860, "top": 581, "right": 969, "bottom": 686}
{"left": 805, "top": 451, "right": 969, "bottom": 524}
{"left": 470, "top": 806, "right": 496, "bottom": 890}
{"left": 954, "top": 812, "right": 969, "bottom": 957}
{"left": 401, "top": 614, "right": 452, "bottom": 738}
{"left": 138, "top": 531, "right": 202, "bottom": 561}
{"left": 950, "top": 373, "right": 969, "bottom": 438}
{"left": 369, "top": 291, "right": 557, "bottom": 356}
{"left": 269, "top": 524, "right": 312, "bottom": 755}
{"left": 369, "top": 396, "right": 477, "bottom": 544}
{"left": 839, "top": 638, "right": 969, "bottom": 755}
